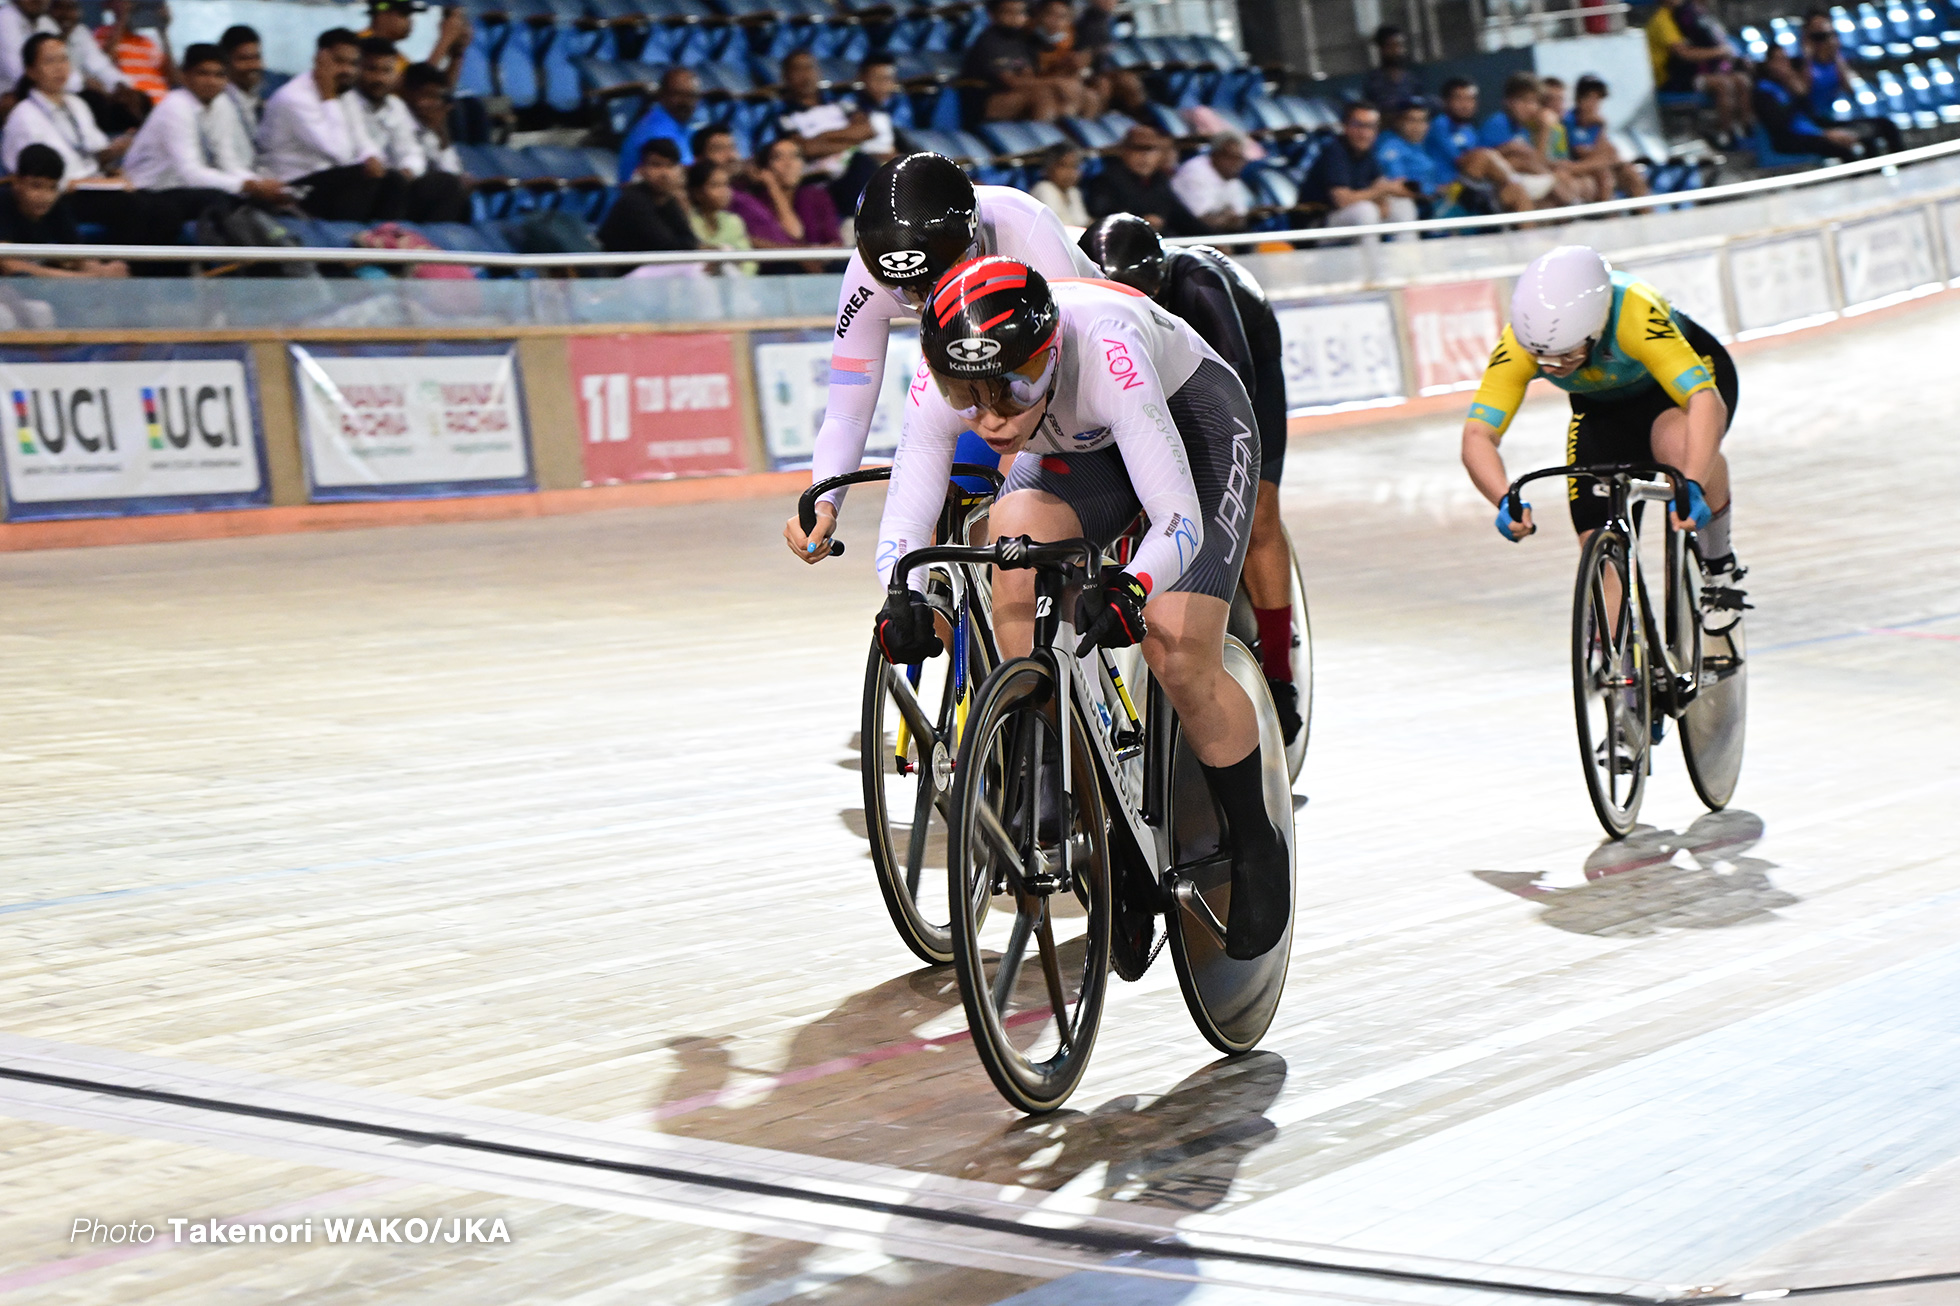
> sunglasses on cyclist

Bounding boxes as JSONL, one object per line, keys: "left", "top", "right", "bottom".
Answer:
{"left": 935, "top": 346, "right": 1057, "bottom": 418}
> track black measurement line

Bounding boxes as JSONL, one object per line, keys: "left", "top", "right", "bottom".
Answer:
{"left": 3, "top": 1063, "right": 1953, "bottom": 1305}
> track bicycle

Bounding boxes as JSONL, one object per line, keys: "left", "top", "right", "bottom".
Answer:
{"left": 883, "top": 534, "right": 1296, "bottom": 1114}
{"left": 1505, "top": 461, "right": 1747, "bottom": 839}
{"left": 800, "top": 465, "right": 1008, "bottom": 966}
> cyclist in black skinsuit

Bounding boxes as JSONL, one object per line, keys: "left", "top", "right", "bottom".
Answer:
{"left": 1080, "top": 214, "right": 1302, "bottom": 745}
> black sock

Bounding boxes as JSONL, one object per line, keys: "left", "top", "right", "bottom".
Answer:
{"left": 1200, "top": 743, "right": 1290, "bottom": 960}
{"left": 1200, "top": 746, "right": 1276, "bottom": 850}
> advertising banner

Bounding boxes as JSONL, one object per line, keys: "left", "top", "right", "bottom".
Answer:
{"left": 1624, "top": 251, "right": 1733, "bottom": 340}
{"left": 1942, "top": 199, "right": 1960, "bottom": 280}
{"left": 0, "top": 345, "right": 265, "bottom": 521}
{"left": 1272, "top": 297, "right": 1403, "bottom": 411}
{"left": 1835, "top": 209, "right": 1940, "bottom": 307}
{"left": 567, "top": 334, "right": 748, "bottom": 483}
{"left": 1728, "top": 234, "right": 1835, "bottom": 333}
{"left": 1402, "top": 280, "right": 1501, "bottom": 394}
{"left": 292, "top": 343, "right": 532, "bottom": 500}
{"left": 752, "top": 326, "right": 920, "bottom": 469}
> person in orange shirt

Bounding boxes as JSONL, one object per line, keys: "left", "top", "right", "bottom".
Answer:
{"left": 94, "top": 0, "right": 176, "bottom": 106}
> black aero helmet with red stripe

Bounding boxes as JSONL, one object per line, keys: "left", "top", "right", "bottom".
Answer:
{"left": 856, "top": 152, "right": 978, "bottom": 296}
{"left": 921, "top": 256, "right": 1058, "bottom": 381}
{"left": 1079, "top": 213, "right": 1165, "bottom": 297}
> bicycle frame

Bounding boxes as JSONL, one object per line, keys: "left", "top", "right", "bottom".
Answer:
{"left": 1508, "top": 461, "right": 1705, "bottom": 716}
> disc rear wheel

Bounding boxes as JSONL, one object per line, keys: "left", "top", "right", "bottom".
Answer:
{"left": 1682, "top": 620, "right": 1747, "bottom": 810}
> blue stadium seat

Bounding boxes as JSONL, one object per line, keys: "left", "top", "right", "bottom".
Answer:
{"left": 1747, "top": 122, "right": 1828, "bottom": 168}
{"left": 1059, "top": 113, "right": 1122, "bottom": 149}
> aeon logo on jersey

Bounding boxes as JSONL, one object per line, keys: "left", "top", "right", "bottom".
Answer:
{"left": 1101, "top": 337, "right": 1145, "bottom": 391}
{"left": 877, "top": 250, "right": 928, "bottom": 277}
{"left": 946, "top": 337, "right": 1002, "bottom": 366}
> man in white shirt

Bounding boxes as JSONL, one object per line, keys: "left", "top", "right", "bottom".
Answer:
{"left": 0, "top": 0, "right": 56, "bottom": 91}
{"left": 1169, "top": 131, "right": 1254, "bottom": 233}
{"left": 344, "top": 35, "right": 467, "bottom": 222}
{"left": 401, "top": 61, "right": 462, "bottom": 175}
{"left": 124, "top": 43, "right": 293, "bottom": 207}
{"left": 219, "top": 24, "right": 267, "bottom": 129}
{"left": 49, "top": 0, "right": 146, "bottom": 134}
{"left": 256, "top": 27, "right": 405, "bottom": 222}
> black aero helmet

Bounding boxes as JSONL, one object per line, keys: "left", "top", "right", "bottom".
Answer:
{"left": 921, "top": 257, "right": 1060, "bottom": 412}
{"left": 1080, "top": 212, "right": 1166, "bottom": 298}
{"left": 856, "top": 152, "right": 978, "bottom": 297}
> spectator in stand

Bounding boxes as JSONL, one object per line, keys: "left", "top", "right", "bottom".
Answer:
{"left": 728, "top": 135, "right": 839, "bottom": 270}
{"left": 401, "top": 62, "right": 462, "bottom": 175}
{"left": 776, "top": 49, "right": 877, "bottom": 212}
{"left": 1360, "top": 24, "right": 1422, "bottom": 114}
{"left": 1302, "top": 100, "right": 1416, "bottom": 231}
{"left": 347, "top": 37, "right": 468, "bottom": 223}
{"left": 618, "top": 67, "right": 702, "bottom": 181}
{"left": 1376, "top": 102, "right": 1455, "bottom": 216}
{"left": 1169, "top": 130, "right": 1251, "bottom": 233}
{"left": 95, "top": 0, "right": 175, "bottom": 107}
{"left": 123, "top": 43, "right": 292, "bottom": 209}
{"left": 964, "top": 0, "right": 1087, "bottom": 122}
{"left": 0, "top": 143, "right": 127, "bottom": 276}
{"left": 685, "top": 159, "right": 755, "bottom": 275}
{"left": 1085, "top": 124, "right": 1205, "bottom": 234}
{"left": 1755, "top": 44, "right": 1860, "bottom": 159}
{"left": 362, "top": 0, "right": 470, "bottom": 87}
{"left": 51, "top": 0, "right": 145, "bottom": 133}
{"left": 1032, "top": 0, "right": 1103, "bottom": 116}
{"left": 1031, "top": 141, "right": 1089, "bottom": 226}
{"left": 1564, "top": 74, "right": 1648, "bottom": 197}
{"left": 1426, "top": 77, "right": 1534, "bottom": 212}
{"left": 1075, "top": 0, "right": 1143, "bottom": 120}
{"left": 1645, "top": 0, "right": 1751, "bottom": 146}
{"left": 257, "top": 28, "right": 406, "bottom": 222}
{"left": 2, "top": 35, "right": 136, "bottom": 203}
{"left": 1479, "top": 72, "right": 1588, "bottom": 206}
{"left": 691, "top": 123, "right": 740, "bottom": 172}
{"left": 599, "top": 138, "right": 697, "bottom": 256}
{"left": 1798, "top": 13, "right": 1903, "bottom": 155}
{"left": 0, "top": 0, "right": 56, "bottom": 92}
{"left": 219, "top": 24, "right": 267, "bottom": 128}
{"left": 852, "top": 55, "right": 908, "bottom": 162}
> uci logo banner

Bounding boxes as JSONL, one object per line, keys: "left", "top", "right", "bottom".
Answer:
{"left": 0, "top": 348, "right": 265, "bottom": 517}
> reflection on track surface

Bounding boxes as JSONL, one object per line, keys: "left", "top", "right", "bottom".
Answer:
{"left": 1, "top": 299, "right": 1958, "bottom": 1304}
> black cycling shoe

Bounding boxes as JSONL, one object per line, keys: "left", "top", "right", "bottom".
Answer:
{"left": 1200, "top": 747, "right": 1291, "bottom": 961}
{"left": 1266, "top": 678, "right": 1303, "bottom": 747}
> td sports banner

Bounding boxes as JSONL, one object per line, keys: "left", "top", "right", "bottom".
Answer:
{"left": 291, "top": 343, "right": 534, "bottom": 501}
{"left": 0, "top": 344, "right": 266, "bottom": 521}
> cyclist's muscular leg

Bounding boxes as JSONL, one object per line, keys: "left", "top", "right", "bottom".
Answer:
{"left": 1139, "top": 592, "right": 1257, "bottom": 766}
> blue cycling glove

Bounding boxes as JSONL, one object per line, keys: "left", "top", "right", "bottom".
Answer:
{"left": 1494, "top": 497, "right": 1530, "bottom": 542}
{"left": 1680, "top": 480, "right": 1711, "bottom": 531}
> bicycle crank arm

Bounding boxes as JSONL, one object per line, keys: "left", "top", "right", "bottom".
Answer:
{"left": 1169, "top": 873, "right": 1230, "bottom": 951}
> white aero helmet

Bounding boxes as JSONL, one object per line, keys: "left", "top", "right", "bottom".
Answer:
{"left": 1510, "top": 245, "right": 1613, "bottom": 361}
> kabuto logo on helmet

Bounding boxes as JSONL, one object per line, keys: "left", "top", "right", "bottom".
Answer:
{"left": 946, "top": 337, "right": 1002, "bottom": 364}
{"left": 877, "top": 250, "right": 929, "bottom": 277}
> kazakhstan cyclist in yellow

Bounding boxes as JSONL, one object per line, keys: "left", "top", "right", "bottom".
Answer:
{"left": 1460, "top": 245, "right": 1748, "bottom": 630}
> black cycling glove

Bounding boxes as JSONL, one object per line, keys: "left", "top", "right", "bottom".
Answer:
{"left": 875, "top": 590, "right": 944, "bottom": 665}
{"left": 1074, "top": 570, "right": 1150, "bottom": 655}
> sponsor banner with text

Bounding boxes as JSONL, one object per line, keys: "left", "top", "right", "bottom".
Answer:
{"left": 1272, "top": 296, "right": 1403, "bottom": 411}
{"left": 1728, "top": 234, "right": 1835, "bottom": 332}
{"left": 1624, "top": 251, "right": 1733, "bottom": 340}
{"left": 292, "top": 343, "right": 533, "bottom": 501}
{"left": 567, "top": 334, "right": 748, "bottom": 482}
{"left": 1402, "top": 280, "right": 1502, "bottom": 394}
{"left": 1835, "top": 209, "right": 1941, "bottom": 307}
{"left": 752, "top": 326, "right": 920, "bottom": 469}
{"left": 0, "top": 344, "right": 266, "bottom": 521}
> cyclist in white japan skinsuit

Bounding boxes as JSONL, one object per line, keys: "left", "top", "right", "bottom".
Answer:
{"left": 868, "top": 260, "right": 1290, "bottom": 962}
{"left": 782, "top": 152, "right": 1096, "bottom": 563}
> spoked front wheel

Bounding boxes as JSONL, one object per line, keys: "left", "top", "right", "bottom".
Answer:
{"left": 861, "top": 597, "right": 994, "bottom": 966}
{"left": 948, "top": 657, "right": 1112, "bottom": 1114}
{"left": 1573, "top": 529, "right": 1650, "bottom": 839}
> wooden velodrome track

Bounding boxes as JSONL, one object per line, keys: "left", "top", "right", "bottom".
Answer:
{"left": 0, "top": 295, "right": 1956, "bottom": 1305}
